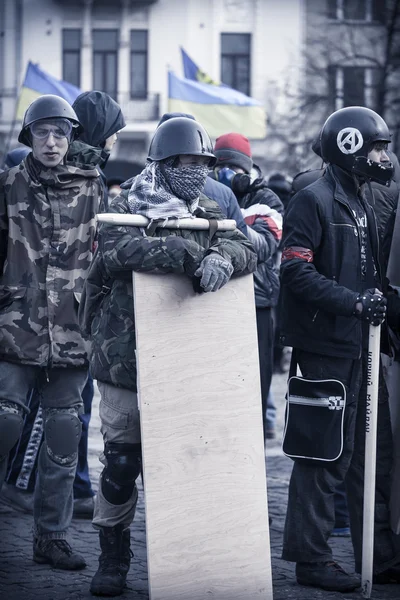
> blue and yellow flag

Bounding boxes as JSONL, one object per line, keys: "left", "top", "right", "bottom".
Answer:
{"left": 181, "top": 47, "right": 221, "bottom": 86}
{"left": 168, "top": 70, "right": 266, "bottom": 139}
{"left": 16, "top": 62, "right": 81, "bottom": 120}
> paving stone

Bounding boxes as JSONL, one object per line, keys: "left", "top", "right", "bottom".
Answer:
{"left": 0, "top": 373, "right": 399, "bottom": 599}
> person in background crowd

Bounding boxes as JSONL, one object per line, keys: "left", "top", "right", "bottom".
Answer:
{"left": 265, "top": 171, "right": 293, "bottom": 410}
{"left": 79, "top": 116, "right": 257, "bottom": 596}
{"left": 212, "top": 132, "right": 283, "bottom": 442}
{"left": 280, "top": 106, "right": 400, "bottom": 592}
{"left": 4, "top": 147, "right": 31, "bottom": 169}
{"left": 267, "top": 172, "right": 293, "bottom": 211}
{"left": 0, "top": 95, "right": 104, "bottom": 569}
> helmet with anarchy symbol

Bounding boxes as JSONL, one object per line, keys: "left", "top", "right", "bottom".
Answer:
{"left": 319, "top": 106, "right": 393, "bottom": 185}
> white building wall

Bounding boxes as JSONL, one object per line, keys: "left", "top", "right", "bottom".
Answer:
{"left": 1, "top": 0, "right": 305, "bottom": 164}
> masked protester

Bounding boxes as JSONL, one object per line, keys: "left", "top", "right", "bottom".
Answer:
{"left": 156, "top": 112, "right": 247, "bottom": 235}
{"left": 0, "top": 95, "right": 104, "bottom": 570}
{"left": 79, "top": 116, "right": 256, "bottom": 597}
{"left": 280, "top": 106, "right": 400, "bottom": 592}
{"left": 212, "top": 133, "right": 284, "bottom": 443}
{"left": 69, "top": 91, "right": 126, "bottom": 209}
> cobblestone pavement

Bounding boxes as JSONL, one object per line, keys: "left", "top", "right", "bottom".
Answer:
{"left": 0, "top": 373, "right": 399, "bottom": 599}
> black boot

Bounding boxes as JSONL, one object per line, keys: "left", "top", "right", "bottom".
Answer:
{"left": 296, "top": 561, "right": 360, "bottom": 592}
{"left": 90, "top": 525, "right": 132, "bottom": 597}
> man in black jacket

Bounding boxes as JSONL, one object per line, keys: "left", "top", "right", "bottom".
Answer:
{"left": 280, "top": 106, "right": 400, "bottom": 592}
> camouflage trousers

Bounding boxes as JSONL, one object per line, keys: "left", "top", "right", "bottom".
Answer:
{"left": 93, "top": 381, "right": 141, "bottom": 529}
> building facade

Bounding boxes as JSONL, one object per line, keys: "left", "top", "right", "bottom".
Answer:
{"left": 0, "top": 0, "right": 304, "bottom": 171}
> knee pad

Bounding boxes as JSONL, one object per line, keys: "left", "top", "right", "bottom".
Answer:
{"left": 0, "top": 403, "right": 24, "bottom": 456}
{"left": 44, "top": 408, "right": 82, "bottom": 463}
{"left": 102, "top": 442, "right": 142, "bottom": 505}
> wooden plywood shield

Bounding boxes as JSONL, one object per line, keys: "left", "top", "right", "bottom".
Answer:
{"left": 133, "top": 272, "right": 273, "bottom": 600}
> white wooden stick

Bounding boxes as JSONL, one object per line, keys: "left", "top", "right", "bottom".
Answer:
{"left": 97, "top": 213, "right": 237, "bottom": 230}
{"left": 361, "top": 323, "right": 381, "bottom": 598}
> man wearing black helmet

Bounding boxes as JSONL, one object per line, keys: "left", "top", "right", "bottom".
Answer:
{"left": 79, "top": 116, "right": 257, "bottom": 597}
{"left": 0, "top": 94, "right": 104, "bottom": 570}
{"left": 280, "top": 106, "right": 400, "bottom": 592}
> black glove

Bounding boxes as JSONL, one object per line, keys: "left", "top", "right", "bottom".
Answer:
{"left": 353, "top": 288, "right": 387, "bottom": 326}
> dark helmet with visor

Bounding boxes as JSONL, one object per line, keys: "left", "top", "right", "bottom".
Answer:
{"left": 147, "top": 117, "right": 217, "bottom": 167}
{"left": 320, "top": 106, "right": 393, "bottom": 185}
{"left": 18, "top": 94, "right": 83, "bottom": 147}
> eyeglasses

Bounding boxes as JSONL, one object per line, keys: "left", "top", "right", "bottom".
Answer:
{"left": 30, "top": 120, "right": 73, "bottom": 140}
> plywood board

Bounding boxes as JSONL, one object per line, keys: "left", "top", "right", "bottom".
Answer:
{"left": 133, "top": 272, "right": 272, "bottom": 600}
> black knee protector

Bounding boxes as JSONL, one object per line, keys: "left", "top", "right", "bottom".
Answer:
{"left": 44, "top": 408, "right": 82, "bottom": 465}
{"left": 0, "top": 403, "right": 24, "bottom": 457}
{"left": 102, "top": 442, "right": 142, "bottom": 505}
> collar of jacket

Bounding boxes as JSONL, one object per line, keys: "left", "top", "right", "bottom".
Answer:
{"left": 325, "top": 164, "right": 366, "bottom": 208}
{"left": 26, "top": 151, "right": 100, "bottom": 188}
{"left": 67, "top": 140, "right": 109, "bottom": 169}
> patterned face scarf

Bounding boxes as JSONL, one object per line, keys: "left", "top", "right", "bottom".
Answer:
{"left": 128, "top": 158, "right": 209, "bottom": 220}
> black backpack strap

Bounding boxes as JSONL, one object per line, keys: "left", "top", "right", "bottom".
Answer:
{"left": 289, "top": 347, "right": 298, "bottom": 378}
{"left": 208, "top": 218, "right": 218, "bottom": 243}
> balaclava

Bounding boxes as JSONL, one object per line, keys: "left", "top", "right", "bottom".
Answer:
{"left": 161, "top": 156, "right": 209, "bottom": 201}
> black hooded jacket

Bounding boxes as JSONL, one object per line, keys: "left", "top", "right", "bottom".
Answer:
{"left": 71, "top": 91, "right": 126, "bottom": 149}
{"left": 67, "top": 91, "right": 126, "bottom": 209}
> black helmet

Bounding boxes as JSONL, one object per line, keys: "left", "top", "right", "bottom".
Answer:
{"left": 320, "top": 106, "right": 393, "bottom": 185}
{"left": 148, "top": 117, "right": 217, "bottom": 166}
{"left": 18, "top": 94, "right": 83, "bottom": 147}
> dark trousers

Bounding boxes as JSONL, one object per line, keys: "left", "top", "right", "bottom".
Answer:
{"left": 334, "top": 481, "right": 349, "bottom": 528}
{"left": 73, "top": 376, "right": 95, "bottom": 499}
{"left": 256, "top": 307, "right": 274, "bottom": 441}
{"left": 282, "top": 349, "right": 399, "bottom": 574}
{"left": 6, "top": 376, "right": 94, "bottom": 498}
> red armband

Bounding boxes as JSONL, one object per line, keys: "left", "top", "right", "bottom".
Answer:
{"left": 281, "top": 246, "right": 314, "bottom": 263}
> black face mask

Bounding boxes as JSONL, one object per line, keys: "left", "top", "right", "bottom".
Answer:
{"left": 352, "top": 156, "right": 394, "bottom": 186}
{"left": 217, "top": 167, "right": 252, "bottom": 197}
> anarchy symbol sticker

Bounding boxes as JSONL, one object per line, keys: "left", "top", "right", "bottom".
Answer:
{"left": 337, "top": 128, "right": 363, "bottom": 154}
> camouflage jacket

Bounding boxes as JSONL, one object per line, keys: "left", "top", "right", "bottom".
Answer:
{"left": 79, "top": 189, "right": 257, "bottom": 391}
{"left": 0, "top": 154, "right": 103, "bottom": 368}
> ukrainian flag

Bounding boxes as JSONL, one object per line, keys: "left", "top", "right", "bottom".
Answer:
{"left": 16, "top": 62, "right": 81, "bottom": 120}
{"left": 181, "top": 47, "right": 221, "bottom": 86}
{"left": 168, "top": 70, "right": 266, "bottom": 139}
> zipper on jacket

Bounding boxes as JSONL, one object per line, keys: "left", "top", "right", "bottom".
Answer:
{"left": 330, "top": 222, "right": 358, "bottom": 236}
{"left": 312, "top": 309, "right": 319, "bottom": 322}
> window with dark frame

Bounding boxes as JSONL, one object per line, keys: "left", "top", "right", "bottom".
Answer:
{"left": 327, "top": 0, "right": 386, "bottom": 22}
{"left": 92, "top": 29, "right": 119, "bottom": 100}
{"left": 62, "top": 29, "right": 81, "bottom": 88}
{"left": 328, "top": 65, "right": 382, "bottom": 111}
{"left": 130, "top": 30, "right": 148, "bottom": 99}
{"left": 220, "top": 33, "right": 251, "bottom": 96}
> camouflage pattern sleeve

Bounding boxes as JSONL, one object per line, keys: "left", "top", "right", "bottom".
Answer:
{"left": 0, "top": 173, "right": 8, "bottom": 275}
{"left": 100, "top": 191, "right": 206, "bottom": 276}
{"left": 197, "top": 195, "right": 257, "bottom": 275}
{"left": 207, "top": 228, "right": 257, "bottom": 275}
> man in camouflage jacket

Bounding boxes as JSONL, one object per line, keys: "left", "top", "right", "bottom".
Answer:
{"left": 80, "top": 116, "right": 257, "bottom": 597}
{"left": 0, "top": 95, "right": 103, "bottom": 570}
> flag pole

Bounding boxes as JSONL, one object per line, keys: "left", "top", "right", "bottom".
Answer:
{"left": 1, "top": 105, "right": 20, "bottom": 170}
{"left": 0, "top": 63, "right": 27, "bottom": 169}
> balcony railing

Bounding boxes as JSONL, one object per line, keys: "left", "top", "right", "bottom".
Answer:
{"left": 117, "top": 92, "right": 160, "bottom": 122}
